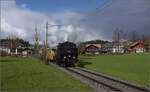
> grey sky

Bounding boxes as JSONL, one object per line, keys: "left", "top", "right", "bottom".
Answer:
{"left": 1, "top": 0, "right": 150, "bottom": 46}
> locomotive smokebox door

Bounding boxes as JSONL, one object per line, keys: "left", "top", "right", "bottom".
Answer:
{"left": 56, "top": 41, "right": 78, "bottom": 67}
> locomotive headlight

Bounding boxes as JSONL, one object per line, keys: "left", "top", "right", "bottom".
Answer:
{"left": 68, "top": 55, "right": 71, "bottom": 57}
{"left": 73, "top": 56, "right": 76, "bottom": 59}
{"left": 64, "top": 56, "right": 66, "bottom": 59}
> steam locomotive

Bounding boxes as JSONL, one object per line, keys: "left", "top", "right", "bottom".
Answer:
{"left": 47, "top": 41, "right": 78, "bottom": 67}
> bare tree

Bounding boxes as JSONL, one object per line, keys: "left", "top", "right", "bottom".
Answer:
{"left": 113, "top": 28, "right": 126, "bottom": 43}
{"left": 129, "top": 31, "right": 139, "bottom": 42}
{"left": 141, "top": 34, "right": 149, "bottom": 51}
{"left": 112, "top": 28, "right": 126, "bottom": 53}
{"left": 7, "top": 34, "right": 17, "bottom": 51}
{"left": 33, "top": 24, "right": 39, "bottom": 55}
{"left": 113, "top": 28, "right": 119, "bottom": 43}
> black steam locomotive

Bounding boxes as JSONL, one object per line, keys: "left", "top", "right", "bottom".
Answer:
{"left": 48, "top": 41, "right": 78, "bottom": 67}
{"left": 56, "top": 41, "right": 78, "bottom": 67}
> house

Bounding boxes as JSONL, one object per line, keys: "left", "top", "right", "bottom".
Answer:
{"left": 22, "top": 48, "right": 33, "bottom": 57}
{"left": 15, "top": 46, "right": 24, "bottom": 56}
{"left": 129, "top": 41, "right": 145, "bottom": 53}
{"left": 112, "top": 43, "right": 124, "bottom": 53}
{"left": 15, "top": 46, "right": 33, "bottom": 57}
{"left": 84, "top": 44, "right": 102, "bottom": 54}
{"left": 101, "top": 43, "right": 113, "bottom": 54}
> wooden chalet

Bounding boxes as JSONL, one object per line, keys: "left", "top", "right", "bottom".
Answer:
{"left": 84, "top": 44, "right": 102, "bottom": 55}
{"left": 129, "top": 41, "right": 145, "bottom": 53}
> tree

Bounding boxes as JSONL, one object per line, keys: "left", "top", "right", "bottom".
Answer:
{"left": 0, "top": 36, "right": 31, "bottom": 50}
{"left": 141, "top": 34, "right": 149, "bottom": 51}
{"left": 78, "top": 42, "right": 85, "bottom": 54}
{"left": 112, "top": 28, "right": 126, "bottom": 44}
{"left": 112, "top": 28, "right": 126, "bottom": 53}
{"left": 33, "top": 24, "right": 40, "bottom": 55}
{"left": 141, "top": 34, "right": 149, "bottom": 43}
{"left": 7, "top": 34, "right": 17, "bottom": 51}
{"left": 129, "top": 31, "right": 139, "bottom": 42}
{"left": 16, "top": 38, "right": 31, "bottom": 47}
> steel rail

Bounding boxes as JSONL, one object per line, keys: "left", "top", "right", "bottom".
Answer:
{"left": 66, "top": 68, "right": 122, "bottom": 92}
{"left": 75, "top": 67, "right": 150, "bottom": 92}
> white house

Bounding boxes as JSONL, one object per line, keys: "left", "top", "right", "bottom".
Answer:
{"left": 112, "top": 44, "right": 124, "bottom": 53}
{"left": 22, "top": 48, "right": 33, "bottom": 57}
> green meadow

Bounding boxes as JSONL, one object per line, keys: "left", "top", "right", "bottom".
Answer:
{"left": 0, "top": 57, "right": 93, "bottom": 91}
{"left": 1, "top": 53, "right": 149, "bottom": 91}
{"left": 77, "top": 53, "right": 150, "bottom": 87}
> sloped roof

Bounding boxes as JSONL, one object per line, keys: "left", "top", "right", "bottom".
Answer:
{"left": 22, "top": 47, "right": 33, "bottom": 51}
{"left": 86, "top": 44, "right": 101, "bottom": 48}
{"left": 130, "top": 41, "right": 144, "bottom": 47}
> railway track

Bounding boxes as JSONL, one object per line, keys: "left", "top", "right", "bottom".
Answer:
{"left": 50, "top": 62, "right": 149, "bottom": 92}
{"left": 66, "top": 67, "right": 150, "bottom": 92}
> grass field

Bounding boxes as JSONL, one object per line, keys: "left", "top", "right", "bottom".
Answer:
{"left": 77, "top": 53, "right": 150, "bottom": 87}
{"left": 0, "top": 57, "right": 93, "bottom": 91}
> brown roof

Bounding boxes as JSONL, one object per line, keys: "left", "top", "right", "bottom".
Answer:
{"left": 86, "top": 44, "right": 102, "bottom": 48}
{"left": 130, "top": 41, "right": 144, "bottom": 47}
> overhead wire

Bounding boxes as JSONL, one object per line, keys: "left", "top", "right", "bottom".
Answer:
{"left": 78, "top": 0, "right": 116, "bottom": 22}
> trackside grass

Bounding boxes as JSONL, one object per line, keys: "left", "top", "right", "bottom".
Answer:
{"left": 0, "top": 57, "right": 93, "bottom": 91}
{"left": 77, "top": 53, "right": 150, "bottom": 87}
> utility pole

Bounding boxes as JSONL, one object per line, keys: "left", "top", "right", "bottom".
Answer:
{"left": 46, "top": 21, "right": 48, "bottom": 48}
{"left": 35, "top": 24, "right": 38, "bottom": 43}
{"left": 45, "top": 21, "right": 48, "bottom": 62}
{"left": 45, "top": 21, "right": 61, "bottom": 61}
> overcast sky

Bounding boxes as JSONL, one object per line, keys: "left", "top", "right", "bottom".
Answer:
{"left": 1, "top": 0, "right": 150, "bottom": 46}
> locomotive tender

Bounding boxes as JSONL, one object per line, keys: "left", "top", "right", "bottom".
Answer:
{"left": 47, "top": 41, "right": 78, "bottom": 67}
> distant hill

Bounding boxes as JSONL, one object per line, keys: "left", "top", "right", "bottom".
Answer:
{"left": 84, "top": 40, "right": 110, "bottom": 44}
